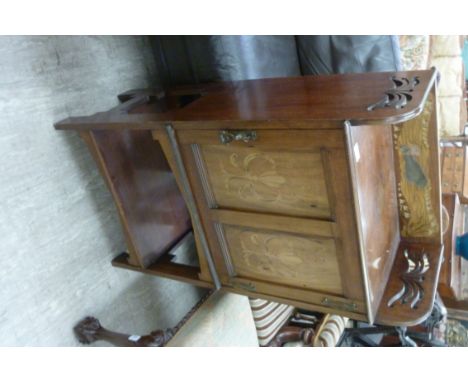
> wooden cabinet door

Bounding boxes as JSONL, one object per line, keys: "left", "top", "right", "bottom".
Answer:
{"left": 212, "top": 211, "right": 342, "bottom": 295}
{"left": 177, "top": 128, "right": 365, "bottom": 314}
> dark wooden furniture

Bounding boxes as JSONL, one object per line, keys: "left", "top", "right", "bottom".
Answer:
{"left": 439, "top": 79, "right": 468, "bottom": 201}
{"left": 74, "top": 290, "right": 213, "bottom": 347}
{"left": 439, "top": 194, "right": 466, "bottom": 302}
{"left": 441, "top": 141, "right": 468, "bottom": 203}
{"left": 56, "top": 68, "right": 444, "bottom": 327}
{"left": 437, "top": 193, "right": 468, "bottom": 317}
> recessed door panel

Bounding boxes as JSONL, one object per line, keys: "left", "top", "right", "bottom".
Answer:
{"left": 199, "top": 144, "right": 331, "bottom": 218}
{"left": 221, "top": 224, "right": 342, "bottom": 294}
{"left": 177, "top": 128, "right": 363, "bottom": 308}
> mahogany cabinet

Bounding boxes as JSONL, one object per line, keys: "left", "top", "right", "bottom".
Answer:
{"left": 56, "top": 68, "right": 444, "bottom": 325}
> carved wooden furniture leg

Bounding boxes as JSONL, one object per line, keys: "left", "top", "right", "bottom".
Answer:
{"left": 74, "top": 289, "right": 213, "bottom": 347}
{"left": 395, "top": 326, "right": 417, "bottom": 347}
{"left": 267, "top": 309, "right": 320, "bottom": 347}
{"left": 74, "top": 316, "right": 174, "bottom": 347}
{"left": 268, "top": 326, "right": 315, "bottom": 347}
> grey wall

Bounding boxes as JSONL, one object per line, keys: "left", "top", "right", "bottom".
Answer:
{"left": 0, "top": 36, "right": 204, "bottom": 346}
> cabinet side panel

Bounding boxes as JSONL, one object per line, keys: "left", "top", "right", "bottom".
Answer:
{"left": 90, "top": 130, "right": 192, "bottom": 267}
{"left": 325, "top": 148, "right": 366, "bottom": 302}
{"left": 348, "top": 124, "right": 400, "bottom": 320}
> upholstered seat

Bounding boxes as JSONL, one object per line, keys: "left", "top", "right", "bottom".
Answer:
{"left": 166, "top": 293, "right": 347, "bottom": 347}
{"left": 167, "top": 292, "right": 259, "bottom": 347}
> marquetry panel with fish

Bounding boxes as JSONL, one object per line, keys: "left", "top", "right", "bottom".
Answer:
{"left": 199, "top": 145, "right": 331, "bottom": 218}
{"left": 392, "top": 92, "right": 441, "bottom": 239}
{"left": 222, "top": 225, "right": 342, "bottom": 294}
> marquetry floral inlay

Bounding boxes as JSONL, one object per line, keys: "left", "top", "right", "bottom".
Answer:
{"left": 220, "top": 152, "right": 313, "bottom": 205}
{"left": 223, "top": 225, "right": 341, "bottom": 293}
{"left": 238, "top": 230, "right": 327, "bottom": 280}
{"left": 221, "top": 153, "right": 285, "bottom": 202}
{"left": 201, "top": 145, "right": 330, "bottom": 217}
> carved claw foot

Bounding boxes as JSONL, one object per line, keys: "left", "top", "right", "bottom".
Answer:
{"left": 72, "top": 291, "right": 213, "bottom": 347}
{"left": 73, "top": 316, "right": 175, "bottom": 347}
{"left": 74, "top": 316, "right": 102, "bottom": 344}
{"left": 144, "top": 329, "right": 174, "bottom": 347}
{"left": 130, "top": 329, "right": 174, "bottom": 347}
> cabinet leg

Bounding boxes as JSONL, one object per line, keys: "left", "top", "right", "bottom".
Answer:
{"left": 396, "top": 326, "right": 417, "bottom": 347}
{"left": 268, "top": 326, "right": 315, "bottom": 347}
{"left": 73, "top": 316, "right": 173, "bottom": 347}
{"left": 73, "top": 290, "right": 213, "bottom": 347}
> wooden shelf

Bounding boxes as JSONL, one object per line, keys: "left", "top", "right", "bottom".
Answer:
{"left": 112, "top": 232, "right": 213, "bottom": 289}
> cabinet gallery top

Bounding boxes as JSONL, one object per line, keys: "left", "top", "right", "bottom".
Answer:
{"left": 56, "top": 68, "right": 437, "bottom": 131}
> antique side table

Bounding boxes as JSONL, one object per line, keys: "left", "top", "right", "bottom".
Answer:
{"left": 56, "top": 68, "right": 443, "bottom": 326}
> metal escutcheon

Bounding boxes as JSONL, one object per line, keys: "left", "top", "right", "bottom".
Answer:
{"left": 219, "top": 130, "right": 257, "bottom": 144}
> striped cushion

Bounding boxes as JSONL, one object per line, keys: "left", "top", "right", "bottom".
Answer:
{"left": 248, "top": 298, "right": 295, "bottom": 346}
{"left": 313, "top": 314, "right": 349, "bottom": 347}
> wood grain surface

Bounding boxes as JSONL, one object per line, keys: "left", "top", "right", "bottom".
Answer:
{"left": 223, "top": 225, "right": 342, "bottom": 294}
{"left": 347, "top": 124, "right": 400, "bottom": 321}
{"left": 376, "top": 242, "right": 443, "bottom": 326}
{"left": 200, "top": 144, "right": 331, "bottom": 218}
{"left": 55, "top": 69, "right": 437, "bottom": 131}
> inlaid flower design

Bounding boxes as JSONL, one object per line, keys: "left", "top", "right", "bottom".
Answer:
{"left": 221, "top": 152, "right": 286, "bottom": 203}
{"left": 240, "top": 232, "right": 305, "bottom": 278}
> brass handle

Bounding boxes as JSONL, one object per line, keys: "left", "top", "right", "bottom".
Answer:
{"left": 219, "top": 130, "right": 257, "bottom": 144}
